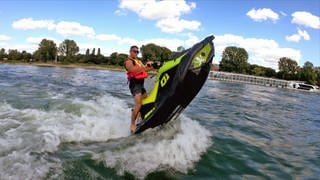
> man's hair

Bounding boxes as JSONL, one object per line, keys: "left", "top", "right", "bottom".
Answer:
{"left": 130, "top": 45, "right": 139, "bottom": 51}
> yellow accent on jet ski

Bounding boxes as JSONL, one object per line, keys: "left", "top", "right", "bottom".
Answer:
{"left": 192, "top": 43, "right": 212, "bottom": 69}
{"left": 142, "top": 54, "right": 186, "bottom": 105}
{"left": 144, "top": 107, "right": 156, "bottom": 119}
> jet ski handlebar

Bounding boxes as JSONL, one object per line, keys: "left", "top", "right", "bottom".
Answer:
{"left": 147, "top": 61, "right": 161, "bottom": 69}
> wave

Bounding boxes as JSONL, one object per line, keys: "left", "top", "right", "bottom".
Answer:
{"left": 0, "top": 94, "right": 211, "bottom": 179}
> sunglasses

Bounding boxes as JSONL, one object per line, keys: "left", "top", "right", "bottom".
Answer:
{"left": 132, "top": 50, "right": 139, "bottom": 54}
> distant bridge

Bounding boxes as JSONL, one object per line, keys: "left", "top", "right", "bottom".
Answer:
{"left": 208, "top": 71, "right": 290, "bottom": 88}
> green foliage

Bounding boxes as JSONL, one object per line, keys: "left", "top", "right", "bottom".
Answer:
{"left": 0, "top": 48, "right": 6, "bottom": 60}
{"left": 2, "top": 38, "right": 318, "bottom": 87}
{"left": 315, "top": 67, "right": 320, "bottom": 86}
{"left": 277, "top": 57, "right": 299, "bottom": 80}
{"left": 97, "top": 48, "right": 101, "bottom": 56}
{"left": 298, "top": 61, "right": 317, "bottom": 85}
{"left": 220, "top": 46, "right": 249, "bottom": 73}
{"left": 117, "top": 53, "right": 128, "bottom": 66}
{"left": 108, "top": 52, "right": 128, "bottom": 66}
{"left": 110, "top": 52, "right": 118, "bottom": 65}
{"left": 58, "top": 39, "right": 79, "bottom": 57}
{"left": 8, "top": 49, "right": 22, "bottom": 60}
{"left": 140, "top": 43, "right": 172, "bottom": 63}
{"left": 246, "top": 64, "right": 276, "bottom": 77}
{"left": 58, "top": 39, "right": 80, "bottom": 63}
{"left": 177, "top": 46, "right": 185, "bottom": 52}
{"left": 91, "top": 48, "right": 95, "bottom": 56}
{"left": 85, "top": 49, "right": 90, "bottom": 56}
{"left": 34, "top": 39, "right": 57, "bottom": 62}
{"left": 21, "top": 50, "right": 32, "bottom": 61}
{"left": 264, "top": 67, "right": 277, "bottom": 77}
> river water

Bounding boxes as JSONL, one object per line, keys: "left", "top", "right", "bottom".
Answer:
{"left": 0, "top": 64, "right": 319, "bottom": 179}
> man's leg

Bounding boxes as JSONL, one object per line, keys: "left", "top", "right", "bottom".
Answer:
{"left": 131, "top": 93, "right": 142, "bottom": 132}
{"left": 142, "top": 87, "right": 147, "bottom": 99}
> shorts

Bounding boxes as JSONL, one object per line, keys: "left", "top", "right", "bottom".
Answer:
{"left": 129, "top": 79, "right": 146, "bottom": 96}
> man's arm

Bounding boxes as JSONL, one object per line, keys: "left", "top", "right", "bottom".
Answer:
{"left": 125, "top": 60, "right": 144, "bottom": 72}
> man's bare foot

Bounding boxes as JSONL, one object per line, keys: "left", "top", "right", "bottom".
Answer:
{"left": 130, "top": 124, "right": 136, "bottom": 133}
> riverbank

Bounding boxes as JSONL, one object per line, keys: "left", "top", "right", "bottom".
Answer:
{"left": 0, "top": 61, "right": 125, "bottom": 72}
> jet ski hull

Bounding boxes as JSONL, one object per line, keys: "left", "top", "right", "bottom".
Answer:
{"left": 135, "top": 36, "right": 215, "bottom": 134}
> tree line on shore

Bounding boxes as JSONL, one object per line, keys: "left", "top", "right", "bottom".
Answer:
{"left": 0, "top": 39, "right": 172, "bottom": 66}
{"left": 219, "top": 46, "right": 320, "bottom": 86}
{"left": 0, "top": 38, "right": 319, "bottom": 86}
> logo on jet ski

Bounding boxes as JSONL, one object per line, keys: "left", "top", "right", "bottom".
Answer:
{"left": 193, "top": 52, "right": 206, "bottom": 68}
{"left": 160, "top": 73, "right": 170, "bottom": 87}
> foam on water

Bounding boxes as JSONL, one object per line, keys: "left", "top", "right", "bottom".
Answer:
{"left": 0, "top": 94, "right": 211, "bottom": 179}
{"left": 93, "top": 115, "right": 212, "bottom": 178}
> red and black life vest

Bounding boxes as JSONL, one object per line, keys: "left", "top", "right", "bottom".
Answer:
{"left": 125, "top": 58, "right": 148, "bottom": 80}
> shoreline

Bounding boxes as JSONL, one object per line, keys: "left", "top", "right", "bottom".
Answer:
{"left": 0, "top": 61, "right": 125, "bottom": 72}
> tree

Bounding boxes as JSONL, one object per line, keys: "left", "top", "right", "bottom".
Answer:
{"left": 21, "top": 50, "right": 32, "bottom": 61}
{"left": 140, "top": 43, "right": 172, "bottom": 63}
{"left": 264, "top": 67, "right": 276, "bottom": 77}
{"left": 34, "top": 39, "right": 57, "bottom": 62}
{"left": 278, "top": 57, "right": 298, "bottom": 80}
{"left": 85, "top": 49, "right": 90, "bottom": 56}
{"left": 58, "top": 39, "right": 79, "bottom": 57}
{"left": 177, "top": 46, "right": 185, "bottom": 52}
{"left": 299, "top": 61, "right": 317, "bottom": 85}
{"left": 0, "top": 48, "right": 6, "bottom": 60}
{"left": 110, "top": 52, "right": 118, "bottom": 65}
{"left": 315, "top": 67, "right": 320, "bottom": 86}
{"left": 58, "top": 39, "right": 79, "bottom": 63}
{"left": 91, "top": 48, "right": 95, "bottom": 56}
{"left": 220, "top": 46, "right": 249, "bottom": 73}
{"left": 246, "top": 64, "right": 276, "bottom": 77}
{"left": 97, "top": 48, "right": 101, "bottom": 56}
{"left": 117, "top": 53, "right": 128, "bottom": 66}
{"left": 8, "top": 49, "right": 22, "bottom": 60}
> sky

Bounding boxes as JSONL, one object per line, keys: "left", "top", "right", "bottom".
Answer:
{"left": 0, "top": 0, "right": 319, "bottom": 70}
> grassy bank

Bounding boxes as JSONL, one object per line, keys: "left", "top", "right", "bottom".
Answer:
{"left": 0, "top": 61, "right": 125, "bottom": 72}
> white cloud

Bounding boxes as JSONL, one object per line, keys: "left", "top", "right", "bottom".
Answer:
{"left": 0, "top": 34, "right": 11, "bottom": 42}
{"left": 285, "top": 34, "right": 301, "bottom": 42}
{"left": 246, "top": 8, "right": 279, "bottom": 22}
{"left": 95, "top": 34, "right": 121, "bottom": 41}
{"left": 285, "top": 28, "right": 310, "bottom": 42}
{"left": 291, "top": 11, "right": 320, "bottom": 29}
{"left": 119, "top": 0, "right": 196, "bottom": 20}
{"left": 215, "top": 34, "right": 301, "bottom": 70}
{"left": 12, "top": 18, "right": 97, "bottom": 38}
{"left": 156, "top": 18, "right": 200, "bottom": 33}
{"left": 297, "top": 29, "right": 310, "bottom": 40}
{"left": 26, "top": 37, "right": 59, "bottom": 45}
{"left": 55, "top": 21, "right": 95, "bottom": 37}
{"left": 96, "top": 32, "right": 199, "bottom": 52}
{"left": 12, "top": 18, "right": 56, "bottom": 30}
{"left": 184, "top": 33, "right": 200, "bottom": 47}
{"left": 118, "top": 37, "right": 139, "bottom": 45}
{"left": 95, "top": 32, "right": 199, "bottom": 51}
{"left": 118, "top": 0, "right": 200, "bottom": 33}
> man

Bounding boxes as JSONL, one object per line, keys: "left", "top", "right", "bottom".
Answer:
{"left": 124, "top": 45, "right": 153, "bottom": 133}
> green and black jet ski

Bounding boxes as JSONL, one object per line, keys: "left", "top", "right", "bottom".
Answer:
{"left": 134, "top": 35, "right": 215, "bottom": 134}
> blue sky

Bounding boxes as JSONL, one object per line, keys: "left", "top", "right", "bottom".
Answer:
{"left": 0, "top": 0, "right": 319, "bottom": 70}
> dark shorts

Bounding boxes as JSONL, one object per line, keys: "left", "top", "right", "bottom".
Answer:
{"left": 129, "top": 79, "right": 146, "bottom": 96}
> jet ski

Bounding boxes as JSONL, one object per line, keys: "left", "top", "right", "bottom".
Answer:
{"left": 134, "top": 35, "right": 215, "bottom": 134}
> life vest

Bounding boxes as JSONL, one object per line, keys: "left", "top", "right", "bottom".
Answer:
{"left": 125, "top": 58, "right": 148, "bottom": 80}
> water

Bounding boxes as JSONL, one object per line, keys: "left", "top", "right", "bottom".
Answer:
{"left": 0, "top": 64, "right": 319, "bottom": 179}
